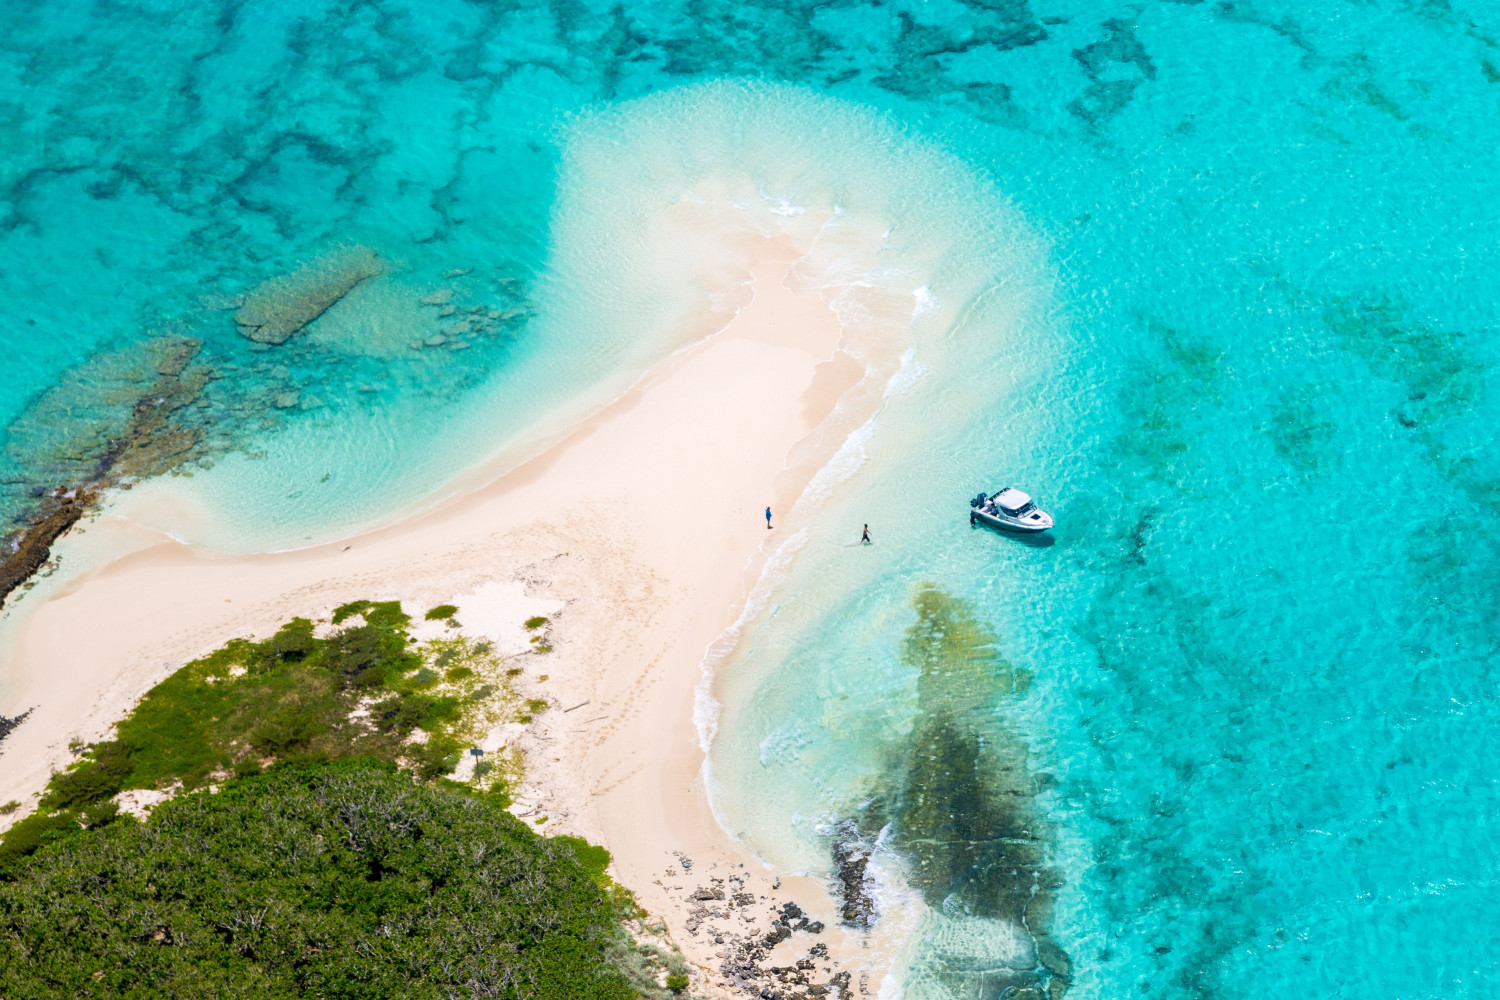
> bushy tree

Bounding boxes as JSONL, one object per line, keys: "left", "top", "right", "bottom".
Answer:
{"left": 0, "top": 761, "right": 637, "bottom": 1000}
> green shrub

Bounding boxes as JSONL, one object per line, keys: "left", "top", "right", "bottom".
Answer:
{"left": 248, "top": 707, "right": 321, "bottom": 754}
{"left": 375, "top": 693, "right": 459, "bottom": 736}
{"left": 361, "top": 600, "right": 412, "bottom": 630}
{"left": 666, "top": 972, "right": 691, "bottom": 992}
{"left": 330, "top": 599, "right": 371, "bottom": 624}
{"left": 407, "top": 739, "right": 462, "bottom": 781}
{"left": 425, "top": 604, "right": 458, "bottom": 620}
{"left": 77, "top": 799, "right": 121, "bottom": 830}
{"left": 0, "top": 811, "right": 77, "bottom": 869}
{"left": 43, "top": 740, "right": 135, "bottom": 811}
{"left": 195, "top": 636, "right": 261, "bottom": 674}
{"left": 0, "top": 600, "right": 546, "bottom": 876}
{"left": 258, "top": 616, "right": 316, "bottom": 663}
{"left": 524, "top": 615, "right": 549, "bottom": 630}
{"left": 0, "top": 762, "right": 638, "bottom": 999}
{"left": 322, "top": 623, "right": 385, "bottom": 683}
{"left": 554, "top": 834, "right": 612, "bottom": 885}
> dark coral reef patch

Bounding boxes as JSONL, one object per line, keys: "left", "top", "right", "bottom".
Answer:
{"left": 837, "top": 584, "right": 1069, "bottom": 999}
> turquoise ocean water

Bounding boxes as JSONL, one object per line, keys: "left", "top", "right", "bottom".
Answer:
{"left": 4, "top": 2, "right": 1499, "bottom": 997}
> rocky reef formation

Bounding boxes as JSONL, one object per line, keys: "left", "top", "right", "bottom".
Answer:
{"left": 829, "top": 820, "right": 878, "bottom": 928}
{"left": 838, "top": 585, "right": 1071, "bottom": 1000}
{"left": 234, "top": 245, "right": 383, "bottom": 344}
{"left": 0, "top": 709, "right": 29, "bottom": 750}
{"left": 0, "top": 487, "right": 100, "bottom": 609}
{"left": 0, "top": 336, "right": 213, "bottom": 609}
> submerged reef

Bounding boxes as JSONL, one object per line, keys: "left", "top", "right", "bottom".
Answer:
{"left": 0, "top": 250, "right": 536, "bottom": 609}
{"left": 840, "top": 585, "right": 1069, "bottom": 1000}
{"left": 0, "top": 337, "right": 213, "bottom": 609}
{"left": 233, "top": 244, "right": 383, "bottom": 344}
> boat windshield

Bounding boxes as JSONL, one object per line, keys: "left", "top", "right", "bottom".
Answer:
{"left": 1007, "top": 501, "right": 1036, "bottom": 516}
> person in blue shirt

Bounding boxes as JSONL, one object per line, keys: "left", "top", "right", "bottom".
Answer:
{"left": 765, "top": 506, "right": 773, "bottom": 529}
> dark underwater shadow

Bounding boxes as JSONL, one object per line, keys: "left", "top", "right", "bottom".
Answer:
{"left": 969, "top": 520, "right": 1058, "bottom": 547}
{"left": 831, "top": 584, "right": 1071, "bottom": 999}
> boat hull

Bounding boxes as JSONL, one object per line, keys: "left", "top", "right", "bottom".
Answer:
{"left": 970, "top": 508, "right": 1052, "bottom": 533}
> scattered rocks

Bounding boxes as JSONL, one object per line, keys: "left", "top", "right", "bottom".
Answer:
{"left": 830, "top": 821, "right": 876, "bottom": 928}
{"left": 674, "top": 869, "right": 846, "bottom": 999}
{"left": 418, "top": 288, "right": 455, "bottom": 306}
{"left": 234, "top": 245, "right": 383, "bottom": 345}
{"left": 443, "top": 267, "right": 473, "bottom": 279}
{"left": 273, "top": 391, "right": 300, "bottom": 409}
{"left": 0, "top": 708, "right": 33, "bottom": 750}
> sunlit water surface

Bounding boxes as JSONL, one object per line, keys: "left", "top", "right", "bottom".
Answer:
{"left": 3, "top": 3, "right": 1498, "bottom": 997}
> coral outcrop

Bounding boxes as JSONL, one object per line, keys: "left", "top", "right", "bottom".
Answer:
{"left": 233, "top": 245, "right": 383, "bottom": 345}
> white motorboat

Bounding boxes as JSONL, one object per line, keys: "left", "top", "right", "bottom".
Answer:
{"left": 970, "top": 487, "right": 1053, "bottom": 533}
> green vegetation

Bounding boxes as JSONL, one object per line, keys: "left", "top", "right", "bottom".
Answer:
{"left": 0, "top": 761, "right": 639, "bottom": 999}
{"left": 0, "top": 602, "right": 699, "bottom": 998}
{"left": 525, "top": 615, "right": 550, "bottom": 630}
{"left": 329, "top": 599, "right": 410, "bottom": 629}
{"left": 424, "top": 603, "right": 458, "bottom": 621}
{"left": 0, "top": 602, "right": 525, "bottom": 869}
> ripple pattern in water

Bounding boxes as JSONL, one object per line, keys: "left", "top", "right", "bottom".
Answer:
{"left": 3, "top": 2, "right": 1500, "bottom": 997}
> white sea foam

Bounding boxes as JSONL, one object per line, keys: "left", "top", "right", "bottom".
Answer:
{"left": 883, "top": 347, "right": 930, "bottom": 398}
{"left": 912, "top": 283, "right": 941, "bottom": 319}
{"left": 614, "top": 80, "right": 1054, "bottom": 994}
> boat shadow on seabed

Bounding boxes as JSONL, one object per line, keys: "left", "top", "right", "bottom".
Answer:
{"left": 972, "top": 519, "right": 1057, "bottom": 548}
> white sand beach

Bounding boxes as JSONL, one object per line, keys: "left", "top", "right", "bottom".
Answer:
{"left": 0, "top": 239, "right": 912, "bottom": 991}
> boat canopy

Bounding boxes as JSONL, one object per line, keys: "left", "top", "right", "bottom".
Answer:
{"left": 994, "top": 488, "right": 1031, "bottom": 511}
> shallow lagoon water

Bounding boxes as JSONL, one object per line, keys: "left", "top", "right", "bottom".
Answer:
{"left": 4, "top": 2, "right": 1500, "bottom": 997}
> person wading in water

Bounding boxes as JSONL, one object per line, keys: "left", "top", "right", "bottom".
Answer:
{"left": 861, "top": 524, "right": 871, "bottom": 544}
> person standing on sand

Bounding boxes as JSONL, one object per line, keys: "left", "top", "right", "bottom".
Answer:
{"left": 765, "top": 507, "right": 773, "bottom": 529}
{"left": 861, "top": 524, "right": 871, "bottom": 544}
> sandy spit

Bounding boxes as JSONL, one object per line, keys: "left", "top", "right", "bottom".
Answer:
{"left": 0, "top": 241, "right": 905, "bottom": 995}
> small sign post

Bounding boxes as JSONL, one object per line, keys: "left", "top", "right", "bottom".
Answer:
{"left": 469, "top": 748, "right": 484, "bottom": 757}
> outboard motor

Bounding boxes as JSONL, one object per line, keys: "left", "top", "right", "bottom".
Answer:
{"left": 971, "top": 493, "right": 987, "bottom": 509}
